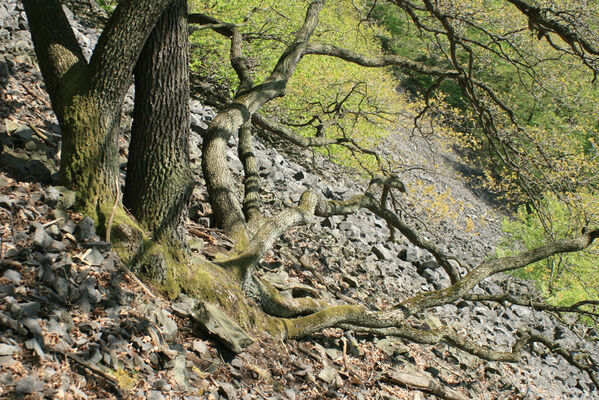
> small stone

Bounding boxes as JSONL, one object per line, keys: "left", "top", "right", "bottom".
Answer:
{"left": 153, "top": 379, "right": 171, "bottom": 391}
{"left": 9, "top": 301, "right": 40, "bottom": 318}
{"left": 24, "top": 140, "right": 37, "bottom": 151}
{"left": 77, "top": 217, "right": 96, "bottom": 241}
{"left": 25, "top": 339, "right": 45, "bottom": 358}
{"left": 47, "top": 319, "right": 67, "bottom": 336}
{"left": 70, "top": 385, "right": 88, "bottom": 399}
{"left": 425, "top": 315, "right": 443, "bottom": 330}
{"left": 375, "top": 338, "right": 409, "bottom": 357}
{"left": 85, "top": 248, "right": 105, "bottom": 265}
{"left": 147, "top": 390, "right": 165, "bottom": 400}
{"left": 190, "top": 340, "right": 208, "bottom": 356}
{"left": 0, "top": 343, "right": 18, "bottom": 356}
{"left": 318, "top": 366, "right": 339, "bottom": 385}
{"left": 23, "top": 318, "right": 43, "bottom": 339}
{"left": 172, "top": 355, "right": 188, "bottom": 388}
{"left": 194, "top": 302, "right": 254, "bottom": 353}
{"left": 33, "top": 225, "right": 54, "bottom": 249}
{"left": 0, "top": 372, "right": 14, "bottom": 386}
{"left": 0, "top": 194, "right": 13, "bottom": 208}
{"left": 3, "top": 269, "right": 21, "bottom": 284}
{"left": 13, "top": 125, "right": 33, "bottom": 141}
{"left": 15, "top": 376, "right": 44, "bottom": 394}
{"left": 218, "top": 382, "right": 237, "bottom": 399}
{"left": 371, "top": 244, "right": 393, "bottom": 261}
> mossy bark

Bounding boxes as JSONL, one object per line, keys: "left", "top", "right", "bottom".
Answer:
{"left": 24, "top": 0, "right": 173, "bottom": 219}
{"left": 60, "top": 93, "right": 121, "bottom": 219}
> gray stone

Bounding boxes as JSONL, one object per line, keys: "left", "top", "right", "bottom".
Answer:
{"left": 85, "top": 248, "right": 105, "bottom": 265}
{"left": 191, "top": 340, "right": 208, "bottom": 355}
{"left": 371, "top": 244, "right": 393, "bottom": 261}
{"left": 3, "top": 269, "right": 21, "bottom": 284}
{"left": 218, "top": 382, "right": 237, "bottom": 399}
{"left": 375, "top": 338, "right": 409, "bottom": 357}
{"left": 13, "top": 125, "right": 33, "bottom": 141}
{"left": 317, "top": 365, "right": 339, "bottom": 385}
{"left": 77, "top": 217, "right": 96, "bottom": 240}
{"left": 25, "top": 338, "right": 45, "bottom": 358}
{"left": 70, "top": 385, "right": 88, "bottom": 399}
{"left": 9, "top": 301, "right": 40, "bottom": 318}
{"left": 46, "top": 319, "right": 67, "bottom": 337}
{"left": 23, "top": 318, "right": 43, "bottom": 340}
{"left": 15, "top": 376, "right": 44, "bottom": 394}
{"left": 0, "top": 343, "right": 18, "bottom": 356}
{"left": 0, "top": 194, "right": 13, "bottom": 208}
{"left": 33, "top": 225, "right": 54, "bottom": 249}
{"left": 194, "top": 302, "right": 253, "bottom": 353}
{"left": 156, "top": 309, "right": 178, "bottom": 341}
{"left": 171, "top": 355, "right": 188, "bottom": 388}
{"left": 147, "top": 390, "right": 165, "bottom": 400}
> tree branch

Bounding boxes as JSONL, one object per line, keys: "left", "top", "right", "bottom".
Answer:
{"left": 88, "top": 0, "right": 173, "bottom": 102}
{"left": 201, "top": 1, "right": 325, "bottom": 238}
{"left": 23, "top": 0, "right": 87, "bottom": 119}
{"left": 463, "top": 293, "right": 599, "bottom": 318}
{"left": 238, "top": 122, "right": 262, "bottom": 224}
{"left": 397, "top": 229, "right": 599, "bottom": 315}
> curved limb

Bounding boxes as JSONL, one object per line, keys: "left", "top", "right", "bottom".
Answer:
{"left": 201, "top": 1, "right": 325, "bottom": 238}
{"left": 238, "top": 122, "right": 262, "bottom": 225}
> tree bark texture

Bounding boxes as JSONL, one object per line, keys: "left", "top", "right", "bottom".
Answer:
{"left": 23, "top": 0, "right": 172, "bottom": 218}
{"left": 201, "top": 0, "right": 325, "bottom": 238}
{"left": 124, "top": 0, "right": 192, "bottom": 242}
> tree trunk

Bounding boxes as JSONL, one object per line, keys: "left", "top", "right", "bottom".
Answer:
{"left": 23, "top": 0, "right": 172, "bottom": 221}
{"left": 124, "top": 0, "right": 192, "bottom": 243}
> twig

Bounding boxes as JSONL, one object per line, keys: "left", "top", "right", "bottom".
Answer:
{"left": 51, "top": 347, "right": 124, "bottom": 398}
{"left": 241, "top": 381, "right": 269, "bottom": 400}
{"left": 42, "top": 218, "right": 64, "bottom": 228}
{"left": 118, "top": 261, "right": 156, "bottom": 299}
{"left": 383, "top": 371, "right": 469, "bottom": 400}
{"left": 341, "top": 336, "right": 351, "bottom": 373}
{"left": 20, "top": 82, "right": 51, "bottom": 108}
{"left": 0, "top": 259, "right": 22, "bottom": 269}
{"left": 189, "top": 227, "right": 219, "bottom": 245}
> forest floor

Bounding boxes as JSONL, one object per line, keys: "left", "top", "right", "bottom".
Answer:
{"left": 1, "top": 1, "right": 598, "bottom": 400}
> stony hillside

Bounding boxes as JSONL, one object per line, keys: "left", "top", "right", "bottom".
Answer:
{"left": 0, "top": 1, "right": 597, "bottom": 399}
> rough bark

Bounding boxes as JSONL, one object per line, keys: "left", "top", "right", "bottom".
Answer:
{"left": 23, "top": 0, "right": 172, "bottom": 219}
{"left": 124, "top": 0, "right": 192, "bottom": 243}
{"left": 238, "top": 123, "right": 261, "bottom": 224}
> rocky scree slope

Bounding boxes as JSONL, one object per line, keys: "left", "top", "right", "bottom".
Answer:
{"left": 0, "top": 1, "right": 598, "bottom": 399}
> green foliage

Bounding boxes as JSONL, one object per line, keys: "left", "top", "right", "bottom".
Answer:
{"left": 96, "top": 0, "right": 117, "bottom": 13}
{"left": 188, "top": 0, "right": 407, "bottom": 172}
{"left": 371, "top": 0, "right": 599, "bottom": 203}
{"left": 499, "top": 193, "right": 599, "bottom": 307}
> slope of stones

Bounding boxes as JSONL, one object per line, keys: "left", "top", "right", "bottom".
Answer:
{"left": 1, "top": 1, "right": 597, "bottom": 399}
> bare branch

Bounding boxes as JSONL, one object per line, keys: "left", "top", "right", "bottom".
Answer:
{"left": 397, "top": 229, "right": 599, "bottom": 315}
{"left": 463, "top": 293, "right": 599, "bottom": 318}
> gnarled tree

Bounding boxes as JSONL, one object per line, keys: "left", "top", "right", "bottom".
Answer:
{"left": 25, "top": 0, "right": 599, "bottom": 394}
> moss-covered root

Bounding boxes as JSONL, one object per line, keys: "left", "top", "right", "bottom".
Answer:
{"left": 277, "top": 304, "right": 368, "bottom": 339}
{"left": 258, "top": 279, "right": 329, "bottom": 318}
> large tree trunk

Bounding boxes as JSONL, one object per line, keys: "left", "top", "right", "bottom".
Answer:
{"left": 23, "top": 0, "right": 172, "bottom": 221}
{"left": 124, "top": 0, "right": 192, "bottom": 243}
